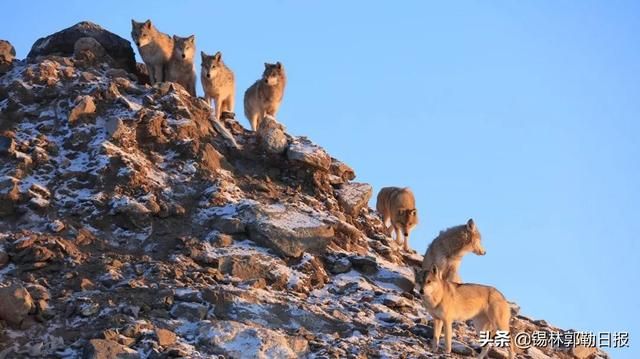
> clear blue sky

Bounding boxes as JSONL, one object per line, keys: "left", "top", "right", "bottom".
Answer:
{"left": 3, "top": 1, "right": 638, "bottom": 357}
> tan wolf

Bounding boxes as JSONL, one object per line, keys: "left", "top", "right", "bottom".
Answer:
{"left": 201, "top": 51, "right": 235, "bottom": 120}
{"left": 243, "top": 62, "right": 286, "bottom": 131}
{"left": 130, "top": 19, "right": 173, "bottom": 84}
{"left": 421, "top": 218, "right": 485, "bottom": 283}
{"left": 376, "top": 187, "right": 418, "bottom": 250}
{"left": 416, "top": 265, "right": 514, "bottom": 359}
{"left": 166, "top": 35, "right": 197, "bottom": 96}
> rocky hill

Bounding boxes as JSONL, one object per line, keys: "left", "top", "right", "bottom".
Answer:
{"left": 0, "top": 23, "right": 608, "bottom": 359}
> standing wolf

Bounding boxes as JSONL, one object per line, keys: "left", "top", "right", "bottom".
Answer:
{"left": 130, "top": 19, "right": 173, "bottom": 84}
{"left": 376, "top": 187, "right": 418, "bottom": 250}
{"left": 416, "top": 265, "right": 514, "bottom": 358}
{"left": 201, "top": 51, "right": 235, "bottom": 120}
{"left": 244, "top": 62, "right": 286, "bottom": 131}
{"left": 422, "top": 218, "right": 485, "bottom": 283}
{"left": 167, "top": 35, "right": 197, "bottom": 96}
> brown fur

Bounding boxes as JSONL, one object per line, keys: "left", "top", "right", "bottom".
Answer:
{"left": 416, "top": 266, "right": 514, "bottom": 359}
{"left": 376, "top": 187, "right": 418, "bottom": 250}
{"left": 244, "top": 62, "right": 286, "bottom": 131}
{"left": 130, "top": 19, "right": 173, "bottom": 84}
{"left": 422, "top": 218, "right": 485, "bottom": 283}
{"left": 166, "top": 35, "right": 197, "bottom": 96}
{"left": 201, "top": 51, "right": 235, "bottom": 120}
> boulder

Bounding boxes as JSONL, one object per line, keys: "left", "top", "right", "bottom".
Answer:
{"left": 27, "top": 21, "right": 137, "bottom": 75}
{"left": 258, "top": 115, "right": 288, "bottom": 154}
{"left": 84, "top": 339, "right": 138, "bottom": 359}
{"left": 244, "top": 203, "right": 335, "bottom": 258}
{"left": 0, "top": 176, "right": 21, "bottom": 216}
{"left": 73, "top": 37, "right": 108, "bottom": 66}
{"left": 154, "top": 328, "right": 177, "bottom": 347}
{"left": 68, "top": 95, "right": 96, "bottom": 124}
{"left": 0, "top": 39, "right": 16, "bottom": 74}
{"left": 287, "top": 137, "right": 331, "bottom": 170}
{"left": 335, "top": 182, "right": 372, "bottom": 215}
{"left": 0, "top": 284, "right": 34, "bottom": 326}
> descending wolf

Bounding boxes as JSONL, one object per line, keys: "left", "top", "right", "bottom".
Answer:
{"left": 376, "top": 187, "right": 418, "bottom": 250}
{"left": 166, "top": 35, "right": 197, "bottom": 96}
{"left": 421, "top": 218, "right": 485, "bottom": 283}
{"left": 201, "top": 51, "right": 235, "bottom": 120}
{"left": 416, "top": 265, "right": 515, "bottom": 358}
{"left": 130, "top": 19, "right": 173, "bottom": 84}
{"left": 244, "top": 62, "right": 286, "bottom": 131}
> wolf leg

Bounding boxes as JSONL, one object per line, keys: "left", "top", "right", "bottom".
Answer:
{"left": 444, "top": 320, "right": 453, "bottom": 353}
{"left": 432, "top": 319, "right": 443, "bottom": 351}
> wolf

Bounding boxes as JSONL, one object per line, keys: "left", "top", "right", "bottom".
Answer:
{"left": 130, "top": 19, "right": 173, "bottom": 84}
{"left": 243, "top": 62, "right": 286, "bottom": 131}
{"left": 421, "top": 218, "right": 485, "bottom": 283}
{"left": 416, "top": 265, "right": 514, "bottom": 359}
{"left": 201, "top": 51, "right": 235, "bottom": 120}
{"left": 166, "top": 35, "right": 197, "bottom": 96}
{"left": 376, "top": 187, "right": 418, "bottom": 250}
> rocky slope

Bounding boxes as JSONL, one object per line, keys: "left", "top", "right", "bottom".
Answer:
{"left": 0, "top": 23, "right": 609, "bottom": 359}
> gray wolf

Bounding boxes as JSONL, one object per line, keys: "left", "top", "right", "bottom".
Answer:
{"left": 243, "top": 62, "right": 286, "bottom": 131}
{"left": 421, "top": 218, "right": 485, "bottom": 283}
{"left": 201, "top": 51, "right": 235, "bottom": 120}
{"left": 166, "top": 35, "right": 197, "bottom": 96}
{"left": 416, "top": 265, "right": 514, "bottom": 358}
{"left": 376, "top": 187, "right": 418, "bottom": 250}
{"left": 130, "top": 19, "right": 173, "bottom": 84}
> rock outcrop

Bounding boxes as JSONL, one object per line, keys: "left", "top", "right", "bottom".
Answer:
{"left": 0, "top": 23, "right": 609, "bottom": 359}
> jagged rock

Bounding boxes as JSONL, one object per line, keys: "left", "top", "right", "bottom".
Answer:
{"left": 218, "top": 254, "right": 289, "bottom": 289}
{"left": 0, "top": 39, "right": 15, "bottom": 74}
{"left": 27, "top": 21, "right": 137, "bottom": 75}
{"left": 328, "top": 256, "right": 352, "bottom": 274}
{"left": 258, "top": 115, "right": 288, "bottom": 154}
{"left": 68, "top": 95, "right": 96, "bottom": 123}
{"left": 170, "top": 302, "right": 208, "bottom": 321}
{"left": 0, "top": 135, "right": 16, "bottom": 155}
{"left": 335, "top": 182, "right": 372, "bottom": 215}
{"left": 154, "top": 328, "right": 177, "bottom": 347}
{"left": 48, "top": 220, "right": 65, "bottom": 233}
{"left": 84, "top": 339, "right": 138, "bottom": 359}
{"left": 0, "top": 176, "right": 20, "bottom": 216}
{"left": 329, "top": 159, "right": 356, "bottom": 183}
{"left": 105, "top": 117, "right": 125, "bottom": 140}
{"left": 197, "top": 320, "right": 309, "bottom": 359}
{"left": 244, "top": 203, "right": 335, "bottom": 258}
{"left": 0, "top": 284, "right": 34, "bottom": 327}
{"left": 287, "top": 137, "right": 331, "bottom": 170}
{"left": 73, "top": 37, "right": 109, "bottom": 66}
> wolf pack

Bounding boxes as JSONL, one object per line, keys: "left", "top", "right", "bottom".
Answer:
{"left": 131, "top": 19, "right": 515, "bottom": 359}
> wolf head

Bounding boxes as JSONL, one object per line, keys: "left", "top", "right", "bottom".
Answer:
{"left": 172, "top": 35, "right": 196, "bottom": 61}
{"left": 201, "top": 51, "right": 223, "bottom": 79}
{"left": 464, "top": 218, "right": 486, "bottom": 256}
{"left": 131, "top": 19, "right": 154, "bottom": 47}
{"left": 397, "top": 208, "right": 418, "bottom": 237}
{"left": 416, "top": 265, "right": 444, "bottom": 307}
{"left": 262, "top": 62, "right": 284, "bottom": 86}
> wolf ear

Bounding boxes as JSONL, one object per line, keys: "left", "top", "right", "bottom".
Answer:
{"left": 131, "top": 19, "right": 136, "bottom": 26}
{"left": 467, "top": 218, "right": 475, "bottom": 230}
{"left": 264, "top": 62, "right": 270, "bottom": 69}
{"left": 172, "top": 35, "right": 178, "bottom": 41}
{"left": 144, "top": 20, "right": 152, "bottom": 29}
{"left": 276, "top": 62, "right": 282, "bottom": 69}
{"left": 201, "top": 51, "right": 207, "bottom": 61}
{"left": 430, "top": 265, "right": 439, "bottom": 278}
{"left": 213, "top": 51, "right": 222, "bottom": 62}
{"left": 187, "top": 35, "right": 195, "bottom": 43}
